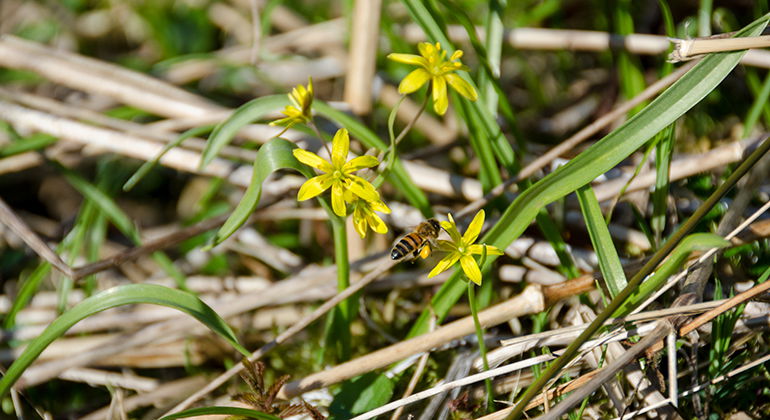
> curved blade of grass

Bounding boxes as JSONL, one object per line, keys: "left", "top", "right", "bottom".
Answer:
{"left": 124, "top": 124, "right": 214, "bottom": 191}
{"left": 199, "top": 94, "right": 289, "bottom": 169}
{"left": 159, "top": 406, "right": 280, "bottom": 420}
{"left": 576, "top": 184, "right": 627, "bottom": 297}
{"left": 0, "top": 284, "right": 248, "bottom": 398}
{"left": 613, "top": 233, "right": 730, "bottom": 317}
{"left": 408, "top": 14, "right": 770, "bottom": 339}
{"left": 312, "top": 101, "right": 432, "bottom": 217}
{"left": 211, "top": 137, "right": 314, "bottom": 246}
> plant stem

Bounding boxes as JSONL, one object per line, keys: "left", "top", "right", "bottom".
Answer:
{"left": 468, "top": 280, "right": 494, "bottom": 412}
{"left": 330, "top": 214, "right": 351, "bottom": 361}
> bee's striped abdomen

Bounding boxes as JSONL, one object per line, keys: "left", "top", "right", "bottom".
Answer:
{"left": 390, "top": 233, "right": 425, "bottom": 260}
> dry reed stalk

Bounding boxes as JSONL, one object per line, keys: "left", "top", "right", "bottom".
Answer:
{"left": 57, "top": 367, "right": 158, "bottom": 392}
{"left": 670, "top": 35, "right": 770, "bottom": 62}
{"left": 344, "top": 0, "right": 382, "bottom": 115}
{"left": 401, "top": 25, "right": 770, "bottom": 69}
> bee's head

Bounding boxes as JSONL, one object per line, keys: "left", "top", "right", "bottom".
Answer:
{"left": 428, "top": 219, "right": 441, "bottom": 233}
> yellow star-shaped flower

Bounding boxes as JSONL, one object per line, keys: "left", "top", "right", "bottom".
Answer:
{"left": 292, "top": 128, "right": 381, "bottom": 217}
{"left": 428, "top": 210, "right": 503, "bottom": 285}
{"left": 388, "top": 42, "right": 478, "bottom": 115}
{"left": 270, "top": 78, "right": 314, "bottom": 129}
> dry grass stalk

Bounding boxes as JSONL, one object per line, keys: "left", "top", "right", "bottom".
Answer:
{"left": 344, "top": 0, "right": 382, "bottom": 114}
{"left": 669, "top": 35, "right": 770, "bottom": 62}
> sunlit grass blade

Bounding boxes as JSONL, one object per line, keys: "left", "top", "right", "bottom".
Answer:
{"left": 652, "top": 124, "right": 675, "bottom": 247}
{"left": 159, "top": 406, "right": 280, "bottom": 420}
{"left": 124, "top": 124, "right": 214, "bottom": 191}
{"left": 576, "top": 184, "right": 627, "bottom": 297}
{"left": 0, "top": 284, "right": 249, "bottom": 398}
{"left": 408, "top": 13, "right": 770, "bottom": 341}
{"left": 199, "top": 94, "right": 289, "bottom": 169}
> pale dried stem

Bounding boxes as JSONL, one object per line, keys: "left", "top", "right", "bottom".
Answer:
{"left": 344, "top": 0, "right": 382, "bottom": 115}
{"left": 670, "top": 35, "right": 770, "bottom": 62}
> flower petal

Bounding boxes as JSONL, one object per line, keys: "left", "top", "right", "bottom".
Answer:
{"left": 331, "top": 182, "right": 346, "bottom": 217}
{"left": 353, "top": 207, "right": 367, "bottom": 238}
{"left": 344, "top": 155, "right": 379, "bottom": 173}
{"left": 293, "top": 149, "right": 332, "bottom": 172}
{"left": 398, "top": 68, "right": 431, "bottom": 94}
{"left": 387, "top": 53, "right": 428, "bottom": 66}
{"left": 432, "top": 76, "right": 448, "bottom": 115}
{"left": 460, "top": 255, "right": 482, "bottom": 285}
{"left": 436, "top": 239, "right": 457, "bottom": 253}
{"left": 463, "top": 210, "right": 485, "bottom": 245}
{"left": 366, "top": 210, "right": 388, "bottom": 234}
{"left": 428, "top": 252, "right": 461, "bottom": 278}
{"left": 369, "top": 199, "right": 391, "bottom": 213}
{"left": 347, "top": 176, "right": 381, "bottom": 203}
{"left": 418, "top": 42, "right": 437, "bottom": 59}
{"left": 445, "top": 73, "right": 478, "bottom": 101}
{"left": 441, "top": 215, "right": 462, "bottom": 243}
{"left": 297, "top": 174, "right": 333, "bottom": 201}
{"left": 331, "top": 128, "right": 350, "bottom": 169}
{"left": 469, "top": 244, "right": 504, "bottom": 256}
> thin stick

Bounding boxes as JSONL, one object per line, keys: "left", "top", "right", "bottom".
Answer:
{"left": 0, "top": 197, "right": 73, "bottom": 277}
{"left": 670, "top": 35, "right": 770, "bottom": 62}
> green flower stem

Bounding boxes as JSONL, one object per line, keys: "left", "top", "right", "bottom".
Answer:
{"left": 373, "top": 93, "right": 430, "bottom": 189}
{"left": 330, "top": 214, "right": 352, "bottom": 361}
{"left": 468, "top": 280, "right": 494, "bottom": 412}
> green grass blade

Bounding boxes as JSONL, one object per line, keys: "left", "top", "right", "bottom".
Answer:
{"left": 159, "top": 407, "right": 280, "bottom": 420}
{"left": 652, "top": 124, "right": 675, "bottom": 247}
{"left": 211, "top": 137, "right": 314, "bottom": 245}
{"left": 408, "top": 13, "right": 770, "bottom": 341}
{"left": 576, "top": 185, "right": 627, "bottom": 297}
{"left": 124, "top": 125, "right": 214, "bottom": 191}
{"left": 199, "top": 94, "right": 289, "bottom": 169}
{"left": 312, "top": 101, "right": 432, "bottom": 217}
{"left": 0, "top": 284, "right": 248, "bottom": 398}
{"left": 0, "top": 134, "right": 57, "bottom": 158}
{"left": 613, "top": 233, "right": 730, "bottom": 317}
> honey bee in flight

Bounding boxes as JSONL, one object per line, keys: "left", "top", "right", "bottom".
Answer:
{"left": 391, "top": 219, "right": 442, "bottom": 260}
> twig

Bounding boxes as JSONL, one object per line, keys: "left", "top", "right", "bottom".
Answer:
{"left": 670, "top": 35, "right": 770, "bottom": 62}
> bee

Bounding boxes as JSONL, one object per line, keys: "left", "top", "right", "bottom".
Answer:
{"left": 391, "top": 219, "right": 441, "bottom": 261}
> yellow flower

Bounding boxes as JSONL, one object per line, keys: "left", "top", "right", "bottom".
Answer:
{"left": 270, "top": 78, "right": 314, "bottom": 128}
{"left": 388, "top": 42, "right": 478, "bottom": 115}
{"left": 347, "top": 192, "right": 391, "bottom": 238}
{"left": 427, "top": 210, "right": 503, "bottom": 285}
{"left": 292, "top": 128, "right": 380, "bottom": 217}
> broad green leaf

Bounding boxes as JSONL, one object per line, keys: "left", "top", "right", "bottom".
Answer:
{"left": 576, "top": 185, "right": 627, "bottom": 297}
{"left": 408, "top": 13, "right": 770, "bottom": 339}
{"left": 0, "top": 284, "right": 248, "bottom": 398}
{"left": 329, "top": 372, "right": 394, "bottom": 419}
{"left": 211, "top": 137, "right": 315, "bottom": 245}
{"left": 159, "top": 406, "right": 280, "bottom": 420}
{"left": 613, "top": 233, "right": 730, "bottom": 317}
{"left": 200, "top": 94, "right": 288, "bottom": 168}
